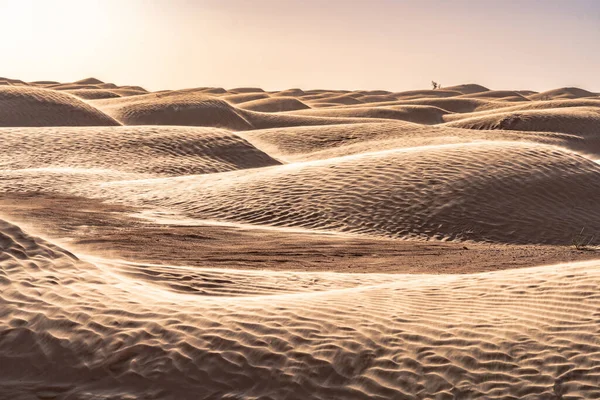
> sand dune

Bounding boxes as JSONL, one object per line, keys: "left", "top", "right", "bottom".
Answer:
{"left": 74, "top": 77, "right": 104, "bottom": 85}
{"left": 442, "top": 83, "right": 490, "bottom": 94}
{"left": 347, "top": 97, "right": 496, "bottom": 113}
{"left": 240, "top": 120, "right": 594, "bottom": 162}
{"left": 66, "top": 88, "right": 122, "bottom": 99}
{"left": 284, "top": 105, "right": 448, "bottom": 124}
{"left": 3, "top": 80, "right": 600, "bottom": 399}
{"left": 229, "top": 87, "right": 265, "bottom": 94}
{"left": 239, "top": 96, "right": 310, "bottom": 112}
{"left": 30, "top": 80, "right": 60, "bottom": 85}
{"left": 445, "top": 107, "right": 600, "bottom": 137}
{"left": 93, "top": 91, "right": 381, "bottom": 130}
{"left": 46, "top": 83, "right": 104, "bottom": 91}
{"left": 1, "top": 217, "right": 599, "bottom": 399}
{"left": 93, "top": 92, "right": 256, "bottom": 130}
{"left": 0, "top": 86, "right": 120, "bottom": 126}
{"left": 221, "top": 92, "right": 270, "bottom": 104}
{"left": 0, "top": 77, "right": 27, "bottom": 85}
{"left": 394, "top": 89, "right": 463, "bottom": 100}
{"left": 305, "top": 93, "right": 363, "bottom": 106}
{"left": 459, "top": 90, "right": 530, "bottom": 102}
{"left": 100, "top": 142, "right": 600, "bottom": 244}
{"left": 109, "top": 88, "right": 149, "bottom": 97}
{"left": 273, "top": 88, "right": 306, "bottom": 97}
{"left": 356, "top": 94, "right": 401, "bottom": 103}
{"left": 529, "top": 87, "right": 596, "bottom": 100}
{"left": 0, "top": 126, "right": 280, "bottom": 177}
{"left": 443, "top": 98, "right": 600, "bottom": 121}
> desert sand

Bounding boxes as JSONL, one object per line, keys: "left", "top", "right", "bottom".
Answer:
{"left": 1, "top": 77, "right": 600, "bottom": 399}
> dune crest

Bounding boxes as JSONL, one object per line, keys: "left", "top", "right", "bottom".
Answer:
{"left": 0, "top": 86, "right": 120, "bottom": 127}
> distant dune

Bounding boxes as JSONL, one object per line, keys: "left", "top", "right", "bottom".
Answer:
{"left": 445, "top": 107, "right": 600, "bottom": 137}
{"left": 459, "top": 90, "right": 530, "bottom": 102}
{"left": 221, "top": 92, "right": 270, "bottom": 104}
{"left": 92, "top": 91, "right": 381, "bottom": 130}
{"left": 66, "top": 88, "right": 122, "bottom": 99}
{"left": 284, "top": 104, "right": 448, "bottom": 124}
{"left": 529, "top": 86, "right": 596, "bottom": 100}
{"left": 238, "top": 96, "right": 310, "bottom": 112}
{"left": 228, "top": 87, "right": 265, "bottom": 93}
{"left": 0, "top": 86, "right": 119, "bottom": 126}
{"left": 442, "top": 83, "right": 490, "bottom": 94}
{"left": 394, "top": 89, "right": 463, "bottom": 99}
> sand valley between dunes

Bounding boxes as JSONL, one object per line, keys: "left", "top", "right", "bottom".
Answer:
{"left": 0, "top": 78, "right": 600, "bottom": 399}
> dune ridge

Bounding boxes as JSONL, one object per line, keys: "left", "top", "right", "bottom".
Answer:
{"left": 0, "top": 86, "right": 120, "bottom": 127}
{"left": 0, "top": 126, "right": 280, "bottom": 176}
{"left": 97, "top": 142, "right": 600, "bottom": 244}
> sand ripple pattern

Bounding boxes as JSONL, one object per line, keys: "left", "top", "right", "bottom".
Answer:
{"left": 240, "top": 121, "right": 590, "bottom": 161}
{"left": 0, "top": 126, "right": 280, "bottom": 177}
{"left": 0, "top": 86, "right": 120, "bottom": 127}
{"left": 104, "top": 142, "right": 600, "bottom": 244}
{"left": 1, "top": 219, "right": 599, "bottom": 399}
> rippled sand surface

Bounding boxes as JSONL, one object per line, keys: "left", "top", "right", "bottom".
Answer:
{"left": 1, "top": 77, "right": 599, "bottom": 399}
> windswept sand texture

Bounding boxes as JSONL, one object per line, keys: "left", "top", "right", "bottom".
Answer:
{"left": 1, "top": 78, "right": 600, "bottom": 399}
{"left": 0, "top": 86, "right": 120, "bottom": 127}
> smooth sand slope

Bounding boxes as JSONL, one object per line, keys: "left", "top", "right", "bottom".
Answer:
{"left": 1, "top": 78, "right": 600, "bottom": 399}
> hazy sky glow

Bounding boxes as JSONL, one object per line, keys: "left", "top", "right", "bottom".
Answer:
{"left": 1, "top": 0, "right": 598, "bottom": 91}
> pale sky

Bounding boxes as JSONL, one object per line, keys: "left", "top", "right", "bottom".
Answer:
{"left": 1, "top": 0, "right": 598, "bottom": 92}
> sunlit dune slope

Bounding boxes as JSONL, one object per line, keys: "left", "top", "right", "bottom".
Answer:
{"left": 445, "top": 107, "right": 600, "bottom": 137}
{"left": 443, "top": 98, "right": 600, "bottom": 122}
{"left": 0, "top": 86, "right": 120, "bottom": 127}
{"left": 239, "top": 121, "right": 594, "bottom": 161}
{"left": 0, "top": 126, "right": 280, "bottom": 176}
{"left": 327, "top": 97, "right": 496, "bottom": 113}
{"left": 102, "top": 142, "right": 600, "bottom": 244}
{"left": 1, "top": 217, "right": 599, "bottom": 399}
{"left": 93, "top": 93, "right": 256, "bottom": 130}
{"left": 529, "top": 87, "right": 596, "bottom": 100}
{"left": 221, "top": 92, "right": 270, "bottom": 104}
{"left": 283, "top": 105, "right": 448, "bottom": 124}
